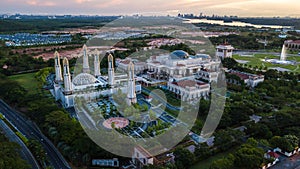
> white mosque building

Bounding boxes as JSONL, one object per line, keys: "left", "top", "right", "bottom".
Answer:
{"left": 116, "top": 50, "right": 222, "bottom": 102}
{"left": 52, "top": 45, "right": 141, "bottom": 108}
{"left": 52, "top": 45, "right": 231, "bottom": 107}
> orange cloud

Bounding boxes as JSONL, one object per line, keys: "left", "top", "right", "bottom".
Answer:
{"left": 75, "top": 0, "right": 93, "bottom": 4}
{"left": 26, "top": 0, "right": 55, "bottom": 6}
{"left": 95, "top": 0, "right": 124, "bottom": 8}
{"left": 1, "top": 0, "right": 300, "bottom": 17}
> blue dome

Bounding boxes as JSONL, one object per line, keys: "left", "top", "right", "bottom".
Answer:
{"left": 170, "top": 50, "right": 189, "bottom": 60}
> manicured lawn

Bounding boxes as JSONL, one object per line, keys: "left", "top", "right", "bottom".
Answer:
{"left": 233, "top": 54, "right": 300, "bottom": 73}
{"left": 190, "top": 147, "right": 238, "bottom": 169}
{"left": 8, "top": 72, "right": 40, "bottom": 94}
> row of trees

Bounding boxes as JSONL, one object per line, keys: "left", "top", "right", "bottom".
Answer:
{"left": 209, "top": 32, "right": 287, "bottom": 50}
{"left": 210, "top": 138, "right": 265, "bottom": 169}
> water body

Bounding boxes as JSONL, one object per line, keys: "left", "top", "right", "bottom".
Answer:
{"left": 184, "top": 19, "right": 292, "bottom": 29}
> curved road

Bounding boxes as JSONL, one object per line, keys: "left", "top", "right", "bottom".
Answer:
{"left": 0, "top": 100, "right": 71, "bottom": 169}
{"left": 0, "top": 119, "right": 40, "bottom": 169}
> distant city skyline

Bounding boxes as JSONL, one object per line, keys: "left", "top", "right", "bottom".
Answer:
{"left": 0, "top": 0, "right": 300, "bottom": 17}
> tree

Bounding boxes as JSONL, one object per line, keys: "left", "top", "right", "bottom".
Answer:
{"left": 28, "top": 139, "right": 47, "bottom": 162}
{"left": 275, "top": 112, "right": 294, "bottom": 128}
{"left": 246, "top": 137, "right": 258, "bottom": 147}
{"left": 174, "top": 147, "right": 196, "bottom": 169}
{"left": 246, "top": 122, "right": 273, "bottom": 139}
{"left": 234, "top": 144, "right": 264, "bottom": 169}
{"left": 0, "top": 135, "right": 30, "bottom": 169}
{"left": 228, "top": 104, "right": 250, "bottom": 125}
{"left": 210, "top": 154, "right": 235, "bottom": 169}
{"left": 195, "top": 143, "right": 211, "bottom": 160}
{"left": 214, "top": 130, "right": 234, "bottom": 151}
{"left": 222, "top": 58, "right": 238, "bottom": 69}
{"left": 149, "top": 110, "right": 157, "bottom": 121}
{"left": 284, "top": 135, "right": 299, "bottom": 148}
{"left": 111, "top": 122, "right": 116, "bottom": 129}
{"left": 270, "top": 136, "right": 294, "bottom": 152}
{"left": 0, "top": 74, "right": 27, "bottom": 105}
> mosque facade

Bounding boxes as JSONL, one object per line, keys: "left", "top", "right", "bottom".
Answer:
{"left": 52, "top": 45, "right": 141, "bottom": 108}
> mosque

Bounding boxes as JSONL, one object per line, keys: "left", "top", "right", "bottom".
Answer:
{"left": 52, "top": 44, "right": 228, "bottom": 107}
{"left": 52, "top": 45, "right": 140, "bottom": 108}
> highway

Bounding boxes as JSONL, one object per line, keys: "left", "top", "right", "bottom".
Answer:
{"left": 0, "top": 119, "right": 40, "bottom": 169}
{"left": 0, "top": 100, "right": 71, "bottom": 169}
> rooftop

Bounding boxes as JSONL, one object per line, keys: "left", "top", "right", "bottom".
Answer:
{"left": 119, "top": 59, "right": 131, "bottom": 65}
{"left": 230, "top": 71, "right": 250, "bottom": 80}
{"left": 286, "top": 40, "right": 300, "bottom": 44}
{"left": 229, "top": 70, "right": 264, "bottom": 80}
{"left": 216, "top": 44, "right": 234, "bottom": 50}
{"left": 169, "top": 50, "right": 189, "bottom": 60}
{"left": 172, "top": 80, "right": 207, "bottom": 88}
{"left": 72, "top": 73, "right": 99, "bottom": 86}
{"left": 267, "top": 152, "right": 280, "bottom": 159}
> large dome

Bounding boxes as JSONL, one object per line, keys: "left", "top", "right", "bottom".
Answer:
{"left": 169, "top": 50, "right": 189, "bottom": 60}
{"left": 72, "top": 73, "right": 98, "bottom": 86}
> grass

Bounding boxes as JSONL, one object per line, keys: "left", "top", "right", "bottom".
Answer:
{"left": 233, "top": 54, "right": 300, "bottom": 74}
{"left": 8, "top": 72, "right": 40, "bottom": 94}
{"left": 190, "top": 147, "right": 238, "bottom": 169}
{"left": 0, "top": 114, "right": 28, "bottom": 143}
{"left": 16, "top": 131, "right": 29, "bottom": 144}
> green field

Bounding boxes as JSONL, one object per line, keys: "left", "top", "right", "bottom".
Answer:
{"left": 8, "top": 72, "right": 40, "bottom": 94}
{"left": 233, "top": 54, "right": 300, "bottom": 74}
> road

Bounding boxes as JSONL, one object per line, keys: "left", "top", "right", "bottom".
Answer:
{"left": 0, "top": 119, "right": 40, "bottom": 169}
{"left": 270, "top": 153, "right": 300, "bottom": 169}
{"left": 0, "top": 100, "right": 71, "bottom": 169}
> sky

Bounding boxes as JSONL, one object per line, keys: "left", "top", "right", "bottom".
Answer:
{"left": 1, "top": 0, "right": 300, "bottom": 17}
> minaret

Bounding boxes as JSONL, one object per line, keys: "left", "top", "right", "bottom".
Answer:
{"left": 54, "top": 51, "right": 63, "bottom": 83}
{"left": 63, "top": 58, "right": 72, "bottom": 95}
{"left": 94, "top": 50, "right": 101, "bottom": 77}
{"left": 108, "top": 54, "right": 115, "bottom": 87}
{"left": 127, "top": 61, "right": 137, "bottom": 105}
{"left": 82, "top": 45, "right": 90, "bottom": 73}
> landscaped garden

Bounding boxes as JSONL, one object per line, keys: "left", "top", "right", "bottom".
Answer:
{"left": 233, "top": 54, "right": 300, "bottom": 73}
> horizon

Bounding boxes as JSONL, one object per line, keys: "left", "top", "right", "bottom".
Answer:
{"left": 0, "top": 0, "right": 300, "bottom": 17}
{"left": 1, "top": 13, "right": 300, "bottom": 19}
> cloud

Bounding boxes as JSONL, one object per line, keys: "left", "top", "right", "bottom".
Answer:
{"left": 0, "top": 0, "right": 300, "bottom": 16}
{"left": 75, "top": 0, "right": 93, "bottom": 4}
{"left": 26, "top": 0, "right": 55, "bottom": 6}
{"left": 95, "top": 0, "right": 124, "bottom": 8}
